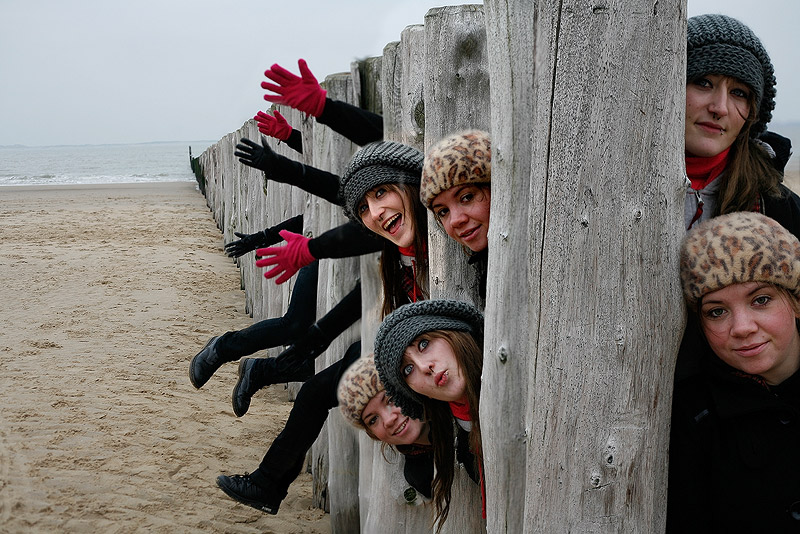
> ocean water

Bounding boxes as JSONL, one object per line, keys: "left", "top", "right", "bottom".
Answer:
{"left": 0, "top": 141, "right": 214, "bottom": 186}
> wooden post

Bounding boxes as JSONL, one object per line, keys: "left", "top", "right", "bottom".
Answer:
{"left": 358, "top": 21, "right": 436, "bottom": 534}
{"left": 481, "top": 1, "right": 686, "bottom": 532}
{"left": 423, "top": 6, "right": 490, "bottom": 534}
{"left": 306, "top": 73, "right": 363, "bottom": 532}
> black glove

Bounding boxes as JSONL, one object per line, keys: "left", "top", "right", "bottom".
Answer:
{"left": 274, "top": 323, "right": 331, "bottom": 375}
{"left": 224, "top": 229, "right": 280, "bottom": 258}
{"left": 234, "top": 136, "right": 279, "bottom": 173}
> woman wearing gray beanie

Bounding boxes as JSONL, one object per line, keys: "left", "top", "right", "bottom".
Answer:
{"left": 668, "top": 212, "right": 800, "bottom": 531}
{"left": 373, "top": 299, "right": 485, "bottom": 531}
{"left": 684, "top": 14, "right": 800, "bottom": 236}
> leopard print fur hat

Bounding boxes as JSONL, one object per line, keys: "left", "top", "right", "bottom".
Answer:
{"left": 680, "top": 212, "right": 800, "bottom": 308}
{"left": 337, "top": 356, "right": 385, "bottom": 427}
{"left": 420, "top": 130, "right": 491, "bottom": 209}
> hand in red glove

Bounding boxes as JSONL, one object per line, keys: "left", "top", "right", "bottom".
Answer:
{"left": 254, "top": 109, "right": 292, "bottom": 141}
{"left": 255, "top": 230, "right": 315, "bottom": 284}
{"left": 262, "top": 59, "right": 327, "bottom": 118}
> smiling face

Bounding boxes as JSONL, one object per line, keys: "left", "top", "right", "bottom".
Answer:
{"left": 431, "top": 184, "right": 491, "bottom": 252}
{"left": 358, "top": 184, "right": 416, "bottom": 248}
{"left": 700, "top": 282, "right": 800, "bottom": 385}
{"left": 360, "top": 390, "right": 427, "bottom": 446}
{"left": 401, "top": 334, "right": 467, "bottom": 403}
{"left": 685, "top": 74, "right": 752, "bottom": 157}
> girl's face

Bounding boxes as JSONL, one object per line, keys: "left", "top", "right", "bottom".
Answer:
{"left": 700, "top": 282, "right": 800, "bottom": 385}
{"left": 431, "top": 185, "right": 491, "bottom": 252}
{"left": 401, "top": 335, "right": 467, "bottom": 403}
{"left": 361, "top": 390, "right": 426, "bottom": 446}
{"left": 685, "top": 74, "right": 751, "bottom": 157}
{"left": 358, "top": 185, "right": 416, "bottom": 248}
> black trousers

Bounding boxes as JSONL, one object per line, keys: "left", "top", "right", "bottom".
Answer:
{"left": 215, "top": 261, "right": 319, "bottom": 360}
{"left": 249, "top": 340, "right": 361, "bottom": 500}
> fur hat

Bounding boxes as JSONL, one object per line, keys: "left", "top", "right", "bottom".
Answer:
{"left": 337, "top": 357, "right": 385, "bottom": 427}
{"left": 339, "top": 141, "right": 424, "bottom": 222}
{"left": 687, "top": 14, "right": 776, "bottom": 136}
{"left": 680, "top": 212, "right": 800, "bottom": 308}
{"left": 373, "top": 300, "right": 484, "bottom": 420}
{"left": 420, "top": 130, "right": 491, "bottom": 209}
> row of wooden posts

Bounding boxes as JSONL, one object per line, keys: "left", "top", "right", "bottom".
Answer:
{"left": 196, "top": 1, "right": 687, "bottom": 532}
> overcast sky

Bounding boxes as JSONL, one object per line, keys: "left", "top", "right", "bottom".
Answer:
{"left": 0, "top": 0, "right": 797, "bottom": 147}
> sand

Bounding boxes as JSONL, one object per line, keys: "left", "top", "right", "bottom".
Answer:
{"left": 0, "top": 182, "right": 330, "bottom": 533}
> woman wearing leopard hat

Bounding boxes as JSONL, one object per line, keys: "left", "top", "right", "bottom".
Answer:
{"left": 667, "top": 211, "right": 800, "bottom": 531}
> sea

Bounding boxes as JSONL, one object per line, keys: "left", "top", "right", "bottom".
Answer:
{"left": 0, "top": 141, "right": 215, "bottom": 187}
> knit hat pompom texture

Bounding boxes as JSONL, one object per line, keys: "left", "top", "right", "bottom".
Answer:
{"left": 340, "top": 141, "right": 424, "bottom": 222}
{"left": 687, "top": 14, "right": 775, "bottom": 136}
{"left": 373, "top": 300, "right": 484, "bottom": 420}
{"left": 420, "top": 130, "right": 491, "bottom": 209}
{"left": 337, "top": 357, "right": 385, "bottom": 427}
{"left": 680, "top": 212, "right": 800, "bottom": 308}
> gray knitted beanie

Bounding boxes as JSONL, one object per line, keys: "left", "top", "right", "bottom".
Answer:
{"left": 373, "top": 299, "right": 484, "bottom": 420}
{"left": 687, "top": 14, "right": 776, "bottom": 136}
{"left": 340, "top": 141, "right": 424, "bottom": 222}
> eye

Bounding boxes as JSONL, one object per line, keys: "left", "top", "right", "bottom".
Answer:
{"left": 374, "top": 187, "right": 386, "bottom": 198}
{"left": 366, "top": 415, "right": 378, "bottom": 426}
{"left": 692, "top": 77, "right": 712, "bottom": 89}
{"left": 753, "top": 295, "right": 771, "bottom": 306}
{"left": 435, "top": 207, "right": 449, "bottom": 219}
{"left": 357, "top": 202, "right": 367, "bottom": 215}
{"left": 402, "top": 363, "right": 414, "bottom": 377}
{"left": 703, "top": 307, "right": 726, "bottom": 319}
{"left": 731, "top": 87, "right": 749, "bottom": 99}
{"left": 417, "top": 338, "right": 429, "bottom": 351}
{"left": 460, "top": 192, "right": 474, "bottom": 203}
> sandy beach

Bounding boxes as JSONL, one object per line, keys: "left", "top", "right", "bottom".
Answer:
{"left": 0, "top": 182, "right": 329, "bottom": 533}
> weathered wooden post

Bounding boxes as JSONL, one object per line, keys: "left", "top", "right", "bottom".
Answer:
{"left": 358, "top": 24, "right": 434, "bottom": 534}
{"left": 423, "top": 5, "right": 490, "bottom": 534}
{"left": 481, "top": 0, "right": 686, "bottom": 532}
{"left": 306, "top": 73, "right": 363, "bottom": 532}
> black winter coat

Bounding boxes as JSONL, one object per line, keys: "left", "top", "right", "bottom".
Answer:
{"left": 667, "top": 346, "right": 800, "bottom": 532}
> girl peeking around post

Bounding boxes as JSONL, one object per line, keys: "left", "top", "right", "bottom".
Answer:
{"left": 668, "top": 211, "right": 800, "bottom": 531}
{"left": 373, "top": 299, "right": 485, "bottom": 530}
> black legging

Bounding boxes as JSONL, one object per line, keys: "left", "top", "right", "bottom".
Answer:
{"left": 249, "top": 340, "right": 361, "bottom": 499}
{"left": 214, "top": 261, "right": 319, "bottom": 360}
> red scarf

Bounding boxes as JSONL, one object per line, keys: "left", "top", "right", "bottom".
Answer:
{"left": 685, "top": 148, "right": 730, "bottom": 190}
{"left": 449, "top": 400, "right": 471, "bottom": 421}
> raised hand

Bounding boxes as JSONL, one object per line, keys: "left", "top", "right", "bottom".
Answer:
{"left": 254, "top": 109, "right": 292, "bottom": 141}
{"left": 224, "top": 230, "right": 279, "bottom": 258}
{"left": 234, "top": 136, "right": 277, "bottom": 172}
{"left": 261, "top": 59, "right": 327, "bottom": 117}
{"left": 255, "top": 230, "right": 315, "bottom": 284}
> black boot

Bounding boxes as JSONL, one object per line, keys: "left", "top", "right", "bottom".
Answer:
{"left": 189, "top": 336, "right": 231, "bottom": 389}
{"left": 216, "top": 473, "right": 283, "bottom": 515}
{"left": 232, "top": 357, "right": 314, "bottom": 417}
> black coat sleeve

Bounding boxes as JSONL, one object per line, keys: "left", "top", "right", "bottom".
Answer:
{"left": 307, "top": 220, "right": 385, "bottom": 259}
{"left": 316, "top": 98, "right": 383, "bottom": 146}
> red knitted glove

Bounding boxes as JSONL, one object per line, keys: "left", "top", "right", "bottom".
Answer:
{"left": 262, "top": 59, "right": 327, "bottom": 118}
{"left": 254, "top": 109, "right": 292, "bottom": 141}
{"left": 255, "top": 230, "right": 315, "bottom": 284}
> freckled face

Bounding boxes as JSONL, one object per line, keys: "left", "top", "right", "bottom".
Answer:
{"left": 431, "top": 185, "right": 491, "bottom": 252}
{"left": 401, "top": 335, "right": 467, "bottom": 403}
{"left": 358, "top": 185, "right": 416, "bottom": 248}
{"left": 361, "top": 391, "right": 426, "bottom": 445}
{"left": 700, "top": 282, "right": 800, "bottom": 385}
{"left": 685, "top": 74, "right": 751, "bottom": 158}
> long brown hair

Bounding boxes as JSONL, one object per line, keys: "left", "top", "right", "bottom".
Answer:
{"left": 714, "top": 91, "right": 783, "bottom": 215}
{"left": 378, "top": 183, "right": 429, "bottom": 317}
{"left": 413, "top": 329, "right": 484, "bottom": 532}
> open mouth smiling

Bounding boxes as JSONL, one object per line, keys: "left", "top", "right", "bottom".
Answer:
{"left": 382, "top": 213, "right": 401, "bottom": 233}
{"left": 392, "top": 417, "right": 409, "bottom": 436}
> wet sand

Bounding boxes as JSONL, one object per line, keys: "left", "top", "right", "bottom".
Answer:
{"left": 0, "top": 182, "right": 329, "bottom": 533}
